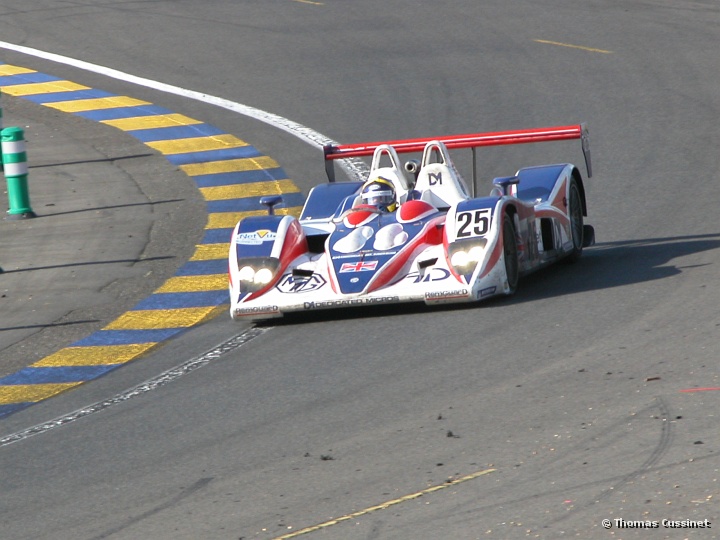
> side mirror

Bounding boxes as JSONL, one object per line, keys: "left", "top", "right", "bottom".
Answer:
{"left": 492, "top": 176, "right": 520, "bottom": 196}
{"left": 260, "top": 195, "right": 283, "bottom": 215}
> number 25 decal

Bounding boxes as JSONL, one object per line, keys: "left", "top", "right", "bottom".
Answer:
{"left": 456, "top": 209, "right": 490, "bottom": 238}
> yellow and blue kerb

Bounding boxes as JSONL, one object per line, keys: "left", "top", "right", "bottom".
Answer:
{"left": 0, "top": 62, "right": 303, "bottom": 418}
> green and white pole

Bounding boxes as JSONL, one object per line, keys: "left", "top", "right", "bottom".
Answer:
{"left": 0, "top": 98, "right": 2, "bottom": 271}
{"left": 0, "top": 98, "right": 4, "bottom": 271}
{"left": 0, "top": 90, "right": 3, "bottom": 172}
{"left": 2, "top": 126, "right": 36, "bottom": 219}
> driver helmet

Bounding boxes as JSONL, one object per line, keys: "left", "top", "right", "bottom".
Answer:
{"left": 361, "top": 177, "right": 397, "bottom": 212}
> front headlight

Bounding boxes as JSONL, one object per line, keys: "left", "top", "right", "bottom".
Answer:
{"left": 449, "top": 239, "right": 487, "bottom": 276}
{"left": 236, "top": 257, "right": 280, "bottom": 292}
{"left": 238, "top": 265, "right": 256, "bottom": 282}
{"left": 450, "top": 250, "right": 470, "bottom": 268}
{"left": 254, "top": 267, "right": 274, "bottom": 285}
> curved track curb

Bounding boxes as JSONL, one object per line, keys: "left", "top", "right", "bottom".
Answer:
{"left": 0, "top": 62, "right": 302, "bottom": 418}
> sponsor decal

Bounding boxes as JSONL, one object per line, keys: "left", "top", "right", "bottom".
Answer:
{"left": 428, "top": 171, "right": 443, "bottom": 185}
{"left": 404, "top": 267, "right": 451, "bottom": 284}
{"left": 304, "top": 296, "right": 400, "bottom": 310}
{"left": 340, "top": 260, "right": 378, "bottom": 273}
{"left": 276, "top": 273, "right": 327, "bottom": 294}
{"left": 236, "top": 229, "right": 277, "bottom": 245}
{"left": 425, "top": 289, "right": 469, "bottom": 300}
{"left": 333, "top": 252, "right": 396, "bottom": 260}
{"left": 233, "top": 305, "right": 280, "bottom": 316}
{"left": 479, "top": 286, "right": 497, "bottom": 298}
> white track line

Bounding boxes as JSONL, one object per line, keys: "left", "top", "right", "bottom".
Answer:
{"left": 0, "top": 328, "right": 269, "bottom": 447}
{"left": 0, "top": 40, "right": 369, "bottom": 180}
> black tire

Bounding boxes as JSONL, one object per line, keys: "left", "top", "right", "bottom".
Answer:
{"left": 503, "top": 213, "right": 519, "bottom": 294}
{"left": 566, "top": 176, "right": 584, "bottom": 263}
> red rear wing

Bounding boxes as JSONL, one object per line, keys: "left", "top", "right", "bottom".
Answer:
{"left": 323, "top": 123, "right": 592, "bottom": 183}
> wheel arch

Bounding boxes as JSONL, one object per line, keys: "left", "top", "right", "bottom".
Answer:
{"left": 500, "top": 203, "right": 520, "bottom": 294}
{"left": 503, "top": 200, "right": 518, "bottom": 221}
{"left": 571, "top": 166, "right": 588, "bottom": 217}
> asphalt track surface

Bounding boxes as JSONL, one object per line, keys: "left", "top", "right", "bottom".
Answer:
{"left": 1, "top": 1, "right": 720, "bottom": 539}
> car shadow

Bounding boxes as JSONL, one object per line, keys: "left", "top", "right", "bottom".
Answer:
{"left": 259, "top": 233, "right": 720, "bottom": 326}
{"left": 515, "top": 232, "right": 720, "bottom": 303}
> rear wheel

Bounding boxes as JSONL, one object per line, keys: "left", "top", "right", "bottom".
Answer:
{"left": 503, "top": 214, "right": 519, "bottom": 294}
{"left": 566, "top": 176, "right": 584, "bottom": 263}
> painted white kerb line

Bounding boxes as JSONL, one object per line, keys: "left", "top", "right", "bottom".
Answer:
{"left": 0, "top": 40, "right": 369, "bottom": 180}
{"left": 0, "top": 327, "right": 270, "bottom": 448}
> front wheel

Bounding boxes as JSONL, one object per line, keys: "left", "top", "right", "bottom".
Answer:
{"left": 503, "top": 213, "right": 519, "bottom": 294}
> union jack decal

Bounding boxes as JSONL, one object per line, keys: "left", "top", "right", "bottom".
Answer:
{"left": 339, "top": 260, "right": 378, "bottom": 272}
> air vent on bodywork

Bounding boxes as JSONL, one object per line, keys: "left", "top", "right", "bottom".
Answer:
{"left": 306, "top": 234, "right": 329, "bottom": 254}
{"left": 540, "top": 218, "right": 554, "bottom": 252}
{"left": 418, "top": 258, "right": 437, "bottom": 269}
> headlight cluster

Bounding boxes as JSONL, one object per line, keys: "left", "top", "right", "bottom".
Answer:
{"left": 449, "top": 239, "right": 487, "bottom": 276}
{"left": 236, "top": 257, "right": 280, "bottom": 292}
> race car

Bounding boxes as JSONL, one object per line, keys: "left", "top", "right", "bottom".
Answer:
{"left": 228, "top": 124, "right": 595, "bottom": 320}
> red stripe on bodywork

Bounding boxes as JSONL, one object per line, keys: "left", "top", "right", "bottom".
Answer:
{"left": 245, "top": 219, "right": 308, "bottom": 302}
{"left": 367, "top": 216, "right": 444, "bottom": 293}
{"left": 478, "top": 237, "right": 503, "bottom": 280}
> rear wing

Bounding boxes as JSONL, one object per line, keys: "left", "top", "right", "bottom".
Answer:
{"left": 323, "top": 124, "right": 592, "bottom": 192}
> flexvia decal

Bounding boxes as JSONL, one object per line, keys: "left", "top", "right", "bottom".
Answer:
{"left": 236, "top": 230, "right": 277, "bottom": 245}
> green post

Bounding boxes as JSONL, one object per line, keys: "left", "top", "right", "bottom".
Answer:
{"left": 0, "top": 90, "right": 3, "bottom": 172}
{"left": 2, "top": 126, "right": 36, "bottom": 219}
{"left": 0, "top": 95, "right": 4, "bottom": 269}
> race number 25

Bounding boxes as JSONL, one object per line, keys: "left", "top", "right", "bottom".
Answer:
{"left": 456, "top": 209, "right": 490, "bottom": 238}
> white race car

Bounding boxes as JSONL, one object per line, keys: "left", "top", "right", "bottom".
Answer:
{"left": 228, "top": 124, "right": 594, "bottom": 320}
